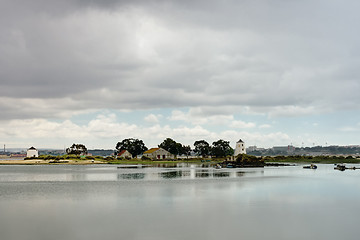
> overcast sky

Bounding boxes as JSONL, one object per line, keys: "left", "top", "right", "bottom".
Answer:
{"left": 1, "top": 0, "right": 360, "bottom": 150}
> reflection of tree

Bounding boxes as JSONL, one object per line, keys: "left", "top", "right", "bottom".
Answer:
{"left": 118, "top": 173, "right": 145, "bottom": 180}
{"left": 213, "top": 172, "right": 231, "bottom": 178}
{"left": 195, "top": 170, "right": 210, "bottom": 178}
{"left": 160, "top": 171, "right": 183, "bottom": 179}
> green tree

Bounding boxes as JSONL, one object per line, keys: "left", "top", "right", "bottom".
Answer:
{"left": 159, "top": 138, "right": 185, "bottom": 156}
{"left": 115, "top": 138, "right": 148, "bottom": 158}
{"left": 183, "top": 145, "right": 192, "bottom": 158}
{"left": 66, "top": 143, "right": 88, "bottom": 155}
{"left": 211, "top": 139, "right": 233, "bottom": 157}
{"left": 194, "top": 140, "right": 210, "bottom": 157}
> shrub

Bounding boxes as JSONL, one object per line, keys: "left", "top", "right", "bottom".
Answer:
{"left": 141, "top": 155, "right": 151, "bottom": 160}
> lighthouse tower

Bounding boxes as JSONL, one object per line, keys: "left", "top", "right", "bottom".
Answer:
{"left": 234, "top": 139, "right": 246, "bottom": 156}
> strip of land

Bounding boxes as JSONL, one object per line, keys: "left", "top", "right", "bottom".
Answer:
{"left": 1, "top": 154, "right": 359, "bottom": 165}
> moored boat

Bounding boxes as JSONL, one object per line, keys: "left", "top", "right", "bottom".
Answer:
{"left": 303, "top": 164, "right": 317, "bottom": 169}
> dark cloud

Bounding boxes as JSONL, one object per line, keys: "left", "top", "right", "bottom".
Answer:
{"left": 1, "top": 0, "right": 360, "bottom": 120}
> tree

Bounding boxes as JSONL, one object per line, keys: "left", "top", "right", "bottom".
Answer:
{"left": 183, "top": 145, "right": 192, "bottom": 158}
{"left": 194, "top": 140, "right": 210, "bottom": 157}
{"left": 115, "top": 138, "right": 148, "bottom": 158}
{"left": 66, "top": 143, "right": 88, "bottom": 155}
{"left": 158, "top": 138, "right": 185, "bottom": 156}
{"left": 211, "top": 139, "right": 233, "bottom": 157}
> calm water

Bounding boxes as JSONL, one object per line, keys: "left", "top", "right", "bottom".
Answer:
{"left": 0, "top": 164, "right": 359, "bottom": 240}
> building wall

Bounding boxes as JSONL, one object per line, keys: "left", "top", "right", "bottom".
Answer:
{"left": 144, "top": 148, "right": 173, "bottom": 159}
{"left": 119, "top": 150, "right": 132, "bottom": 158}
{"left": 27, "top": 149, "right": 39, "bottom": 158}
{"left": 234, "top": 142, "right": 246, "bottom": 156}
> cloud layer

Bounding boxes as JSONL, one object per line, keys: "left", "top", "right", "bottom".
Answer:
{"left": 1, "top": 0, "right": 360, "bottom": 120}
{"left": 1, "top": 0, "right": 359, "bottom": 148}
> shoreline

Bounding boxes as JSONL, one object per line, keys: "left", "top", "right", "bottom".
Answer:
{"left": 0, "top": 158, "right": 106, "bottom": 165}
{"left": 1, "top": 153, "right": 360, "bottom": 165}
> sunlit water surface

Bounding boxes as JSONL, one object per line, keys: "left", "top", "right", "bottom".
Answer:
{"left": 0, "top": 164, "right": 359, "bottom": 240}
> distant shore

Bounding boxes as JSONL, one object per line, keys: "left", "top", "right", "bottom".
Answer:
{"left": 0, "top": 158, "right": 105, "bottom": 165}
{"left": 1, "top": 155, "right": 360, "bottom": 165}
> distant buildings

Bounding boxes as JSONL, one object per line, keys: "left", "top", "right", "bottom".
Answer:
{"left": 246, "top": 145, "right": 360, "bottom": 157}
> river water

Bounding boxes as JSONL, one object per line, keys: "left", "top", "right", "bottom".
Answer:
{"left": 0, "top": 164, "right": 359, "bottom": 240}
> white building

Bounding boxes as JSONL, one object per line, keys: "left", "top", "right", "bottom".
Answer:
{"left": 26, "top": 146, "right": 39, "bottom": 158}
{"left": 234, "top": 139, "right": 246, "bottom": 156}
{"left": 117, "top": 150, "right": 132, "bottom": 158}
{"left": 143, "top": 148, "right": 173, "bottom": 160}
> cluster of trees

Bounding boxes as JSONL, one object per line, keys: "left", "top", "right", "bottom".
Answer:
{"left": 115, "top": 138, "right": 234, "bottom": 158}
{"left": 158, "top": 138, "right": 192, "bottom": 157}
{"left": 194, "top": 139, "right": 233, "bottom": 157}
{"left": 66, "top": 144, "right": 88, "bottom": 155}
{"left": 66, "top": 138, "right": 234, "bottom": 159}
{"left": 115, "top": 138, "right": 148, "bottom": 158}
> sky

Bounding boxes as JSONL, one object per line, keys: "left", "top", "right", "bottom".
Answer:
{"left": 1, "top": 0, "right": 360, "bottom": 150}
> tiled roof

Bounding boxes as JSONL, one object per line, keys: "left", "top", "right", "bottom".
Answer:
{"left": 118, "top": 150, "right": 127, "bottom": 156}
{"left": 143, "top": 148, "right": 160, "bottom": 154}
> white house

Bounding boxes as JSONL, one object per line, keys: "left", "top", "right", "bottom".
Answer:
{"left": 234, "top": 139, "right": 246, "bottom": 156}
{"left": 143, "top": 148, "right": 173, "bottom": 160}
{"left": 117, "top": 150, "right": 132, "bottom": 158}
{"left": 26, "top": 146, "right": 39, "bottom": 158}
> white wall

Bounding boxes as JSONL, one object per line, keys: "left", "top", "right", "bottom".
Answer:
{"left": 234, "top": 142, "right": 246, "bottom": 156}
{"left": 27, "top": 149, "right": 39, "bottom": 158}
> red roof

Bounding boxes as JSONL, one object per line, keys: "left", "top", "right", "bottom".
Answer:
{"left": 118, "top": 150, "right": 128, "bottom": 156}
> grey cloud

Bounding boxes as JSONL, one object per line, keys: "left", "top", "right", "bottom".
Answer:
{"left": 1, "top": 0, "right": 360, "bottom": 120}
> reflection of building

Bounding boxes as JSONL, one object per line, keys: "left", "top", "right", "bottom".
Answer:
{"left": 234, "top": 139, "right": 246, "bottom": 156}
{"left": 117, "top": 150, "right": 132, "bottom": 158}
{"left": 26, "top": 147, "right": 39, "bottom": 158}
{"left": 143, "top": 148, "right": 173, "bottom": 160}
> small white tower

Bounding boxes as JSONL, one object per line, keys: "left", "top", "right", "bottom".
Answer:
{"left": 26, "top": 146, "right": 39, "bottom": 158}
{"left": 234, "top": 139, "right": 246, "bottom": 156}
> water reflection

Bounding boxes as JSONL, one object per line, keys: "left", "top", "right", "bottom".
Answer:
{"left": 2, "top": 165, "right": 360, "bottom": 240}
{"left": 0, "top": 165, "right": 263, "bottom": 182}
{"left": 160, "top": 171, "right": 184, "bottom": 179}
{"left": 118, "top": 173, "right": 146, "bottom": 180}
{"left": 116, "top": 168, "right": 256, "bottom": 180}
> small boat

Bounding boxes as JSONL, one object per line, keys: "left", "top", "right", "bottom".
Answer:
{"left": 334, "top": 163, "right": 359, "bottom": 171}
{"left": 226, "top": 163, "right": 235, "bottom": 168}
{"left": 303, "top": 164, "right": 317, "bottom": 169}
{"left": 215, "top": 164, "right": 222, "bottom": 169}
{"left": 334, "top": 163, "right": 347, "bottom": 171}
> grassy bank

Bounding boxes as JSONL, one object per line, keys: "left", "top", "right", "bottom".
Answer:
{"left": 17, "top": 155, "right": 224, "bottom": 165}
{"left": 106, "top": 158, "right": 223, "bottom": 165}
